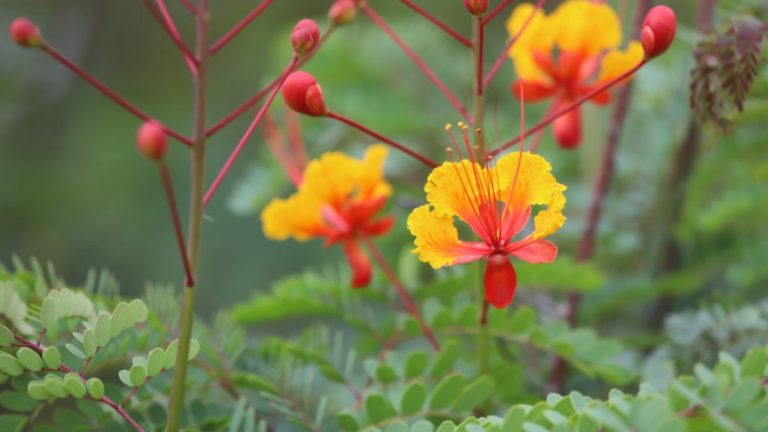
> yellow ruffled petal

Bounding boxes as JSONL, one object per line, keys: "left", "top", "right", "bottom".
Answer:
{"left": 425, "top": 160, "right": 496, "bottom": 220}
{"left": 261, "top": 193, "right": 324, "bottom": 241}
{"left": 597, "top": 41, "right": 644, "bottom": 83}
{"left": 300, "top": 152, "right": 361, "bottom": 208}
{"left": 407, "top": 205, "right": 475, "bottom": 269}
{"left": 358, "top": 145, "right": 392, "bottom": 199}
{"left": 494, "top": 152, "right": 567, "bottom": 239}
{"left": 506, "top": 3, "right": 554, "bottom": 82}
{"left": 552, "top": 0, "right": 622, "bottom": 57}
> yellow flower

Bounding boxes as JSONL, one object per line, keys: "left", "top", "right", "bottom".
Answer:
{"left": 261, "top": 145, "right": 394, "bottom": 287}
{"left": 506, "top": 0, "right": 644, "bottom": 148}
{"left": 407, "top": 125, "right": 567, "bottom": 308}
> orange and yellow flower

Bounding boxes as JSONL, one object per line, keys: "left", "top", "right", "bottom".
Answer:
{"left": 407, "top": 125, "right": 567, "bottom": 309}
{"left": 507, "top": 0, "right": 643, "bottom": 148}
{"left": 261, "top": 145, "right": 394, "bottom": 288}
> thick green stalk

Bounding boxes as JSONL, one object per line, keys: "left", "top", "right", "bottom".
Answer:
{"left": 166, "top": 1, "right": 209, "bottom": 430}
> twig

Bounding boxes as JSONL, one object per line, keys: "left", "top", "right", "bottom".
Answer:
{"left": 399, "top": 0, "right": 471, "bottom": 47}
{"left": 208, "top": 0, "right": 275, "bottom": 55}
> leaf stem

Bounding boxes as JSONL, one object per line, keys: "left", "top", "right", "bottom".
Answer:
{"left": 166, "top": 1, "right": 210, "bottom": 429}
{"left": 208, "top": 0, "right": 274, "bottom": 55}
{"left": 398, "top": 0, "right": 471, "bottom": 47}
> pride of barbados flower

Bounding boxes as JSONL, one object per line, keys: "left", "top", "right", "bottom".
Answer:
{"left": 407, "top": 124, "right": 566, "bottom": 309}
{"left": 261, "top": 145, "right": 394, "bottom": 288}
{"left": 506, "top": 0, "right": 643, "bottom": 148}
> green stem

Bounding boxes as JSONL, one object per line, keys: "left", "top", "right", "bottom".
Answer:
{"left": 166, "top": 1, "right": 209, "bottom": 430}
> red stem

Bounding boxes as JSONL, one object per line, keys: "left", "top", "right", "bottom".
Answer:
{"left": 153, "top": 0, "right": 199, "bottom": 74}
{"left": 490, "top": 60, "right": 645, "bottom": 157}
{"left": 208, "top": 0, "right": 275, "bottom": 55}
{"left": 398, "top": 0, "right": 472, "bottom": 47}
{"left": 178, "top": 0, "right": 197, "bottom": 14}
{"left": 205, "top": 28, "right": 334, "bottom": 137}
{"left": 362, "top": 237, "right": 441, "bottom": 351}
{"left": 203, "top": 58, "right": 298, "bottom": 206}
{"left": 160, "top": 161, "right": 196, "bottom": 287}
{"left": 476, "top": 17, "right": 485, "bottom": 97}
{"left": 361, "top": 2, "right": 473, "bottom": 124}
{"left": 327, "top": 112, "right": 438, "bottom": 168}
{"left": 482, "top": 0, "right": 513, "bottom": 25}
{"left": 479, "top": 300, "right": 489, "bottom": 325}
{"left": 548, "top": 0, "right": 652, "bottom": 394}
{"left": 40, "top": 43, "right": 193, "bottom": 147}
{"left": 482, "top": 0, "right": 546, "bottom": 89}
{"left": 14, "top": 335, "right": 144, "bottom": 431}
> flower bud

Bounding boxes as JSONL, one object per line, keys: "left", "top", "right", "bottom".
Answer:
{"left": 641, "top": 5, "right": 676, "bottom": 59}
{"left": 328, "top": 0, "right": 357, "bottom": 26}
{"left": 290, "top": 19, "right": 320, "bottom": 57}
{"left": 136, "top": 121, "right": 168, "bottom": 160}
{"left": 282, "top": 71, "right": 328, "bottom": 117}
{"left": 464, "top": 0, "right": 489, "bottom": 16}
{"left": 9, "top": 18, "right": 43, "bottom": 48}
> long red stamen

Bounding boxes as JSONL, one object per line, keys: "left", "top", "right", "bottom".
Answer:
{"left": 446, "top": 128, "right": 494, "bottom": 241}
{"left": 499, "top": 79, "right": 527, "bottom": 241}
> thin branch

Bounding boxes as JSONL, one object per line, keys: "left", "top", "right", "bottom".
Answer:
{"left": 159, "top": 161, "right": 196, "bottom": 287}
{"left": 208, "top": 0, "right": 275, "bottom": 55}
{"left": 41, "top": 43, "right": 193, "bottom": 147}
{"left": 483, "top": 0, "right": 546, "bottom": 89}
{"left": 205, "top": 27, "right": 335, "bottom": 137}
{"left": 178, "top": 0, "right": 197, "bottom": 14}
{"left": 398, "top": 0, "right": 471, "bottom": 47}
{"left": 140, "top": 0, "right": 198, "bottom": 74}
{"left": 362, "top": 237, "right": 441, "bottom": 351}
{"left": 482, "top": 0, "right": 513, "bottom": 25}
{"left": 327, "top": 111, "right": 438, "bottom": 168}
{"left": 361, "top": 2, "right": 473, "bottom": 123}
{"left": 203, "top": 58, "right": 299, "bottom": 206}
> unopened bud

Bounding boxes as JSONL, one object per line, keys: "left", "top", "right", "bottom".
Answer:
{"left": 290, "top": 19, "right": 320, "bottom": 57}
{"left": 641, "top": 6, "right": 676, "bottom": 59}
{"left": 136, "top": 121, "right": 168, "bottom": 160}
{"left": 282, "top": 71, "right": 328, "bottom": 117}
{"left": 9, "top": 18, "right": 43, "bottom": 48}
{"left": 464, "top": 0, "right": 489, "bottom": 16}
{"left": 329, "top": 0, "right": 357, "bottom": 26}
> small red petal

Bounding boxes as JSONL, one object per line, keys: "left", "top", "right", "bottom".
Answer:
{"left": 510, "top": 80, "right": 556, "bottom": 102}
{"left": 484, "top": 254, "right": 517, "bottom": 309}
{"left": 343, "top": 240, "right": 372, "bottom": 288}
{"left": 553, "top": 105, "right": 582, "bottom": 149}
{"left": 361, "top": 216, "right": 395, "bottom": 237}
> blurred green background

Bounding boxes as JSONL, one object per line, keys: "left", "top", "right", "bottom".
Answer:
{"left": 2, "top": 1, "right": 766, "bottom": 318}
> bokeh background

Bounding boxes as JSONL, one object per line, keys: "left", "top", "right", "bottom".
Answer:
{"left": 2, "top": 0, "right": 766, "bottom": 321}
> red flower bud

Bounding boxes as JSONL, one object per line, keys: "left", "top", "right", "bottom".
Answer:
{"left": 9, "top": 18, "right": 43, "bottom": 48}
{"left": 553, "top": 106, "right": 582, "bottom": 149}
{"left": 290, "top": 19, "right": 320, "bottom": 57}
{"left": 282, "top": 71, "right": 328, "bottom": 117}
{"left": 464, "top": 0, "right": 489, "bottom": 16}
{"left": 641, "top": 6, "right": 676, "bottom": 59}
{"left": 328, "top": 0, "right": 357, "bottom": 26}
{"left": 136, "top": 121, "right": 168, "bottom": 160}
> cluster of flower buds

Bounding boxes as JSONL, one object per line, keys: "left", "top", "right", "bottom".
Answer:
{"left": 328, "top": 0, "right": 357, "bottom": 26}
{"left": 290, "top": 19, "right": 320, "bottom": 58}
{"left": 9, "top": 18, "right": 43, "bottom": 48}
{"left": 282, "top": 71, "right": 328, "bottom": 116}
{"left": 641, "top": 6, "right": 677, "bottom": 59}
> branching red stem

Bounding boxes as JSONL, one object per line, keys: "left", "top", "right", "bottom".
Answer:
{"left": 363, "top": 238, "right": 441, "bottom": 351}
{"left": 361, "top": 2, "right": 473, "bottom": 124}
{"left": 40, "top": 43, "right": 193, "bottom": 147}
{"left": 399, "top": 0, "right": 472, "bottom": 47}
{"left": 208, "top": 0, "right": 275, "bottom": 55}
{"left": 482, "top": 0, "right": 514, "bottom": 25}
{"left": 490, "top": 60, "right": 645, "bottom": 156}
{"left": 483, "top": 0, "right": 546, "bottom": 89}
{"left": 203, "top": 58, "right": 299, "bottom": 206}
{"left": 327, "top": 111, "right": 438, "bottom": 168}
{"left": 205, "top": 27, "right": 334, "bottom": 137}
{"left": 152, "top": 0, "right": 199, "bottom": 74}
{"left": 178, "top": 0, "right": 197, "bottom": 14}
